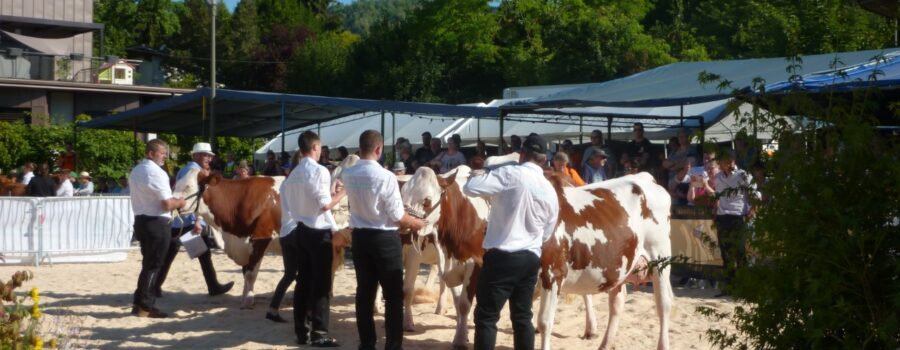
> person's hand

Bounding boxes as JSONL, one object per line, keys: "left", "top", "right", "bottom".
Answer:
{"left": 192, "top": 222, "right": 202, "bottom": 234}
{"left": 175, "top": 197, "right": 187, "bottom": 209}
{"left": 409, "top": 218, "right": 427, "bottom": 231}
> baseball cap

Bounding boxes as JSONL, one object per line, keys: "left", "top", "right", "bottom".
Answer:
{"left": 522, "top": 134, "right": 547, "bottom": 154}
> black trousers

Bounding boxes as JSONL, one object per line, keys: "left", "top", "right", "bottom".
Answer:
{"left": 295, "top": 223, "right": 335, "bottom": 339}
{"left": 474, "top": 249, "right": 540, "bottom": 350}
{"left": 271, "top": 230, "right": 299, "bottom": 310}
{"left": 133, "top": 215, "right": 171, "bottom": 309}
{"left": 154, "top": 225, "right": 222, "bottom": 294}
{"left": 351, "top": 229, "right": 404, "bottom": 350}
{"left": 715, "top": 214, "right": 748, "bottom": 284}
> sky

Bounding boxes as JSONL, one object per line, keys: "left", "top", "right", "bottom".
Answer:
{"left": 221, "top": 0, "right": 354, "bottom": 12}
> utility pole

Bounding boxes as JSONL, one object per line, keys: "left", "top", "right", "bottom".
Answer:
{"left": 207, "top": 0, "right": 219, "bottom": 153}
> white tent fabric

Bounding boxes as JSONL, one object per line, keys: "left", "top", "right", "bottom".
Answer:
{"left": 255, "top": 112, "right": 461, "bottom": 157}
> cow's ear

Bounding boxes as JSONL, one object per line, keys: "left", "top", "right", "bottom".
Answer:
{"left": 201, "top": 172, "right": 221, "bottom": 186}
{"left": 437, "top": 171, "right": 457, "bottom": 188}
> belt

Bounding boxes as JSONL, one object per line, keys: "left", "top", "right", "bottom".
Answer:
{"left": 353, "top": 227, "right": 397, "bottom": 234}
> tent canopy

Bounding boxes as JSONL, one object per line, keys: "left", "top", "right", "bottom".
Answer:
{"left": 516, "top": 48, "right": 899, "bottom": 108}
{"left": 78, "top": 88, "right": 500, "bottom": 138}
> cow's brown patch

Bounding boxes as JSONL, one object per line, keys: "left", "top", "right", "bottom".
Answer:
{"left": 201, "top": 174, "right": 281, "bottom": 241}
{"left": 540, "top": 236, "right": 569, "bottom": 291}
{"left": 632, "top": 184, "right": 658, "bottom": 224}
{"left": 436, "top": 180, "right": 486, "bottom": 262}
{"left": 543, "top": 174, "right": 639, "bottom": 293}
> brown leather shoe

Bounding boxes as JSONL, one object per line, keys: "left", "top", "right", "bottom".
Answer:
{"left": 134, "top": 307, "right": 169, "bottom": 318}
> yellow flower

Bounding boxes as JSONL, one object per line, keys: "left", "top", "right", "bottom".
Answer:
{"left": 31, "top": 304, "right": 41, "bottom": 319}
{"left": 30, "top": 287, "right": 40, "bottom": 300}
{"left": 48, "top": 338, "right": 58, "bottom": 348}
{"left": 33, "top": 335, "right": 43, "bottom": 350}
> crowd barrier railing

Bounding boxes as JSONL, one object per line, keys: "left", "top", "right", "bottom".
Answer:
{"left": 0, "top": 196, "right": 135, "bottom": 266}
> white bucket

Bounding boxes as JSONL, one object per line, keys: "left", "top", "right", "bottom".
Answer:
{"left": 179, "top": 232, "right": 208, "bottom": 259}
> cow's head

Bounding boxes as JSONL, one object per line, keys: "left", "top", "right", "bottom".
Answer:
{"left": 173, "top": 168, "right": 211, "bottom": 217}
{"left": 400, "top": 166, "right": 458, "bottom": 236}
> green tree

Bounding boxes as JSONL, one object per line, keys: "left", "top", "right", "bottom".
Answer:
{"left": 134, "top": 0, "right": 181, "bottom": 50}
{"left": 289, "top": 31, "right": 359, "bottom": 96}
{"left": 168, "top": 0, "right": 232, "bottom": 87}
{"left": 332, "top": 0, "right": 420, "bottom": 37}
{"left": 222, "top": 0, "right": 262, "bottom": 89}
{"left": 698, "top": 62, "right": 900, "bottom": 349}
{"left": 94, "top": 0, "right": 138, "bottom": 56}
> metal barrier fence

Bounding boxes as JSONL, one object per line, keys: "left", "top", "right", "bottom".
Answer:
{"left": 0, "top": 196, "right": 134, "bottom": 266}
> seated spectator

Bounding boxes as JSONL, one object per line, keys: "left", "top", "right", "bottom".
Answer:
{"left": 687, "top": 166, "right": 715, "bottom": 207}
{"left": 551, "top": 152, "right": 585, "bottom": 186}
{"left": 396, "top": 142, "right": 414, "bottom": 174}
{"left": 336, "top": 146, "right": 349, "bottom": 162}
{"left": 235, "top": 161, "right": 252, "bottom": 179}
{"left": 263, "top": 150, "right": 284, "bottom": 176}
{"left": 582, "top": 148, "right": 609, "bottom": 184}
{"left": 74, "top": 172, "right": 94, "bottom": 196}
{"left": 26, "top": 163, "right": 55, "bottom": 197}
{"left": 622, "top": 122, "right": 654, "bottom": 175}
{"left": 432, "top": 135, "right": 466, "bottom": 173}
{"left": 623, "top": 158, "right": 641, "bottom": 175}
{"left": 662, "top": 129, "right": 700, "bottom": 184}
{"left": 668, "top": 157, "right": 695, "bottom": 206}
{"left": 581, "top": 130, "right": 616, "bottom": 178}
{"left": 112, "top": 176, "right": 130, "bottom": 195}
{"left": 56, "top": 171, "right": 74, "bottom": 197}
{"left": 415, "top": 132, "right": 436, "bottom": 168}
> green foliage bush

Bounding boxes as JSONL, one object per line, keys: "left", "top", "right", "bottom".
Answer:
{"left": 699, "top": 61, "right": 900, "bottom": 349}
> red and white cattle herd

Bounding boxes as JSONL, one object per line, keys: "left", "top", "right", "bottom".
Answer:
{"left": 173, "top": 154, "right": 673, "bottom": 350}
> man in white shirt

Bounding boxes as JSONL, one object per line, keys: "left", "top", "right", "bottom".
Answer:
{"left": 464, "top": 134, "right": 560, "bottom": 350}
{"left": 713, "top": 149, "right": 757, "bottom": 297}
{"left": 280, "top": 131, "right": 345, "bottom": 346}
{"left": 20, "top": 162, "right": 34, "bottom": 185}
{"left": 55, "top": 172, "right": 74, "bottom": 197}
{"left": 343, "top": 130, "right": 425, "bottom": 350}
{"left": 129, "top": 139, "right": 186, "bottom": 318}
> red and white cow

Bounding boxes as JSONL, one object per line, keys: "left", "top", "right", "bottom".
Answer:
{"left": 538, "top": 172, "right": 673, "bottom": 350}
{"left": 175, "top": 169, "right": 284, "bottom": 308}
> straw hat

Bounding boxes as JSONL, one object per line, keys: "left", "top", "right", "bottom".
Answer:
{"left": 79, "top": 171, "right": 91, "bottom": 179}
{"left": 392, "top": 162, "right": 406, "bottom": 172}
{"left": 191, "top": 142, "right": 215, "bottom": 156}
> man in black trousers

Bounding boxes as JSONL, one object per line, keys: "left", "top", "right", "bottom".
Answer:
{"left": 464, "top": 134, "right": 560, "bottom": 350}
{"left": 129, "top": 139, "right": 186, "bottom": 318}
{"left": 342, "top": 130, "right": 426, "bottom": 350}
{"left": 280, "top": 131, "right": 346, "bottom": 346}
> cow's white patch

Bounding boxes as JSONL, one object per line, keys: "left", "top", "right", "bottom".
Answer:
{"left": 561, "top": 267, "right": 608, "bottom": 295}
{"left": 571, "top": 223, "right": 608, "bottom": 245}
{"left": 564, "top": 186, "right": 600, "bottom": 214}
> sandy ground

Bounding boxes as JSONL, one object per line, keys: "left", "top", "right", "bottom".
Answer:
{"left": 1, "top": 248, "right": 737, "bottom": 349}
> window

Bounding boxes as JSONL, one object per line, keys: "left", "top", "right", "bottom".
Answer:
{"left": 114, "top": 68, "right": 126, "bottom": 80}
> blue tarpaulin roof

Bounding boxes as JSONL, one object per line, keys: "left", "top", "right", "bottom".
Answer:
{"left": 77, "top": 88, "right": 500, "bottom": 138}
{"left": 522, "top": 48, "right": 900, "bottom": 108}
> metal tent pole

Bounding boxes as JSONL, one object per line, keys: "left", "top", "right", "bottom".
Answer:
{"left": 499, "top": 111, "right": 505, "bottom": 154}
{"left": 280, "top": 101, "right": 285, "bottom": 154}
{"left": 579, "top": 115, "right": 583, "bottom": 145}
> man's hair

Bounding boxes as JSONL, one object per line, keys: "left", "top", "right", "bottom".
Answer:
{"left": 523, "top": 150, "right": 547, "bottom": 164}
{"left": 146, "top": 139, "right": 167, "bottom": 153}
{"left": 299, "top": 130, "right": 320, "bottom": 154}
{"left": 359, "top": 129, "right": 383, "bottom": 155}
{"left": 36, "top": 163, "right": 49, "bottom": 176}
{"left": 422, "top": 131, "right": 432, "bottom": 138}
{"left": 633, "top": 122, "right": 644, "bottom": 130}
{"left": 510, "top": 134, "right": 522, "bottom": 147}
{"left": 591, "top": 129, "right": 603, "bottom": 137}
{"left": 718, "top": 148, "right": 736, "bottom": 162}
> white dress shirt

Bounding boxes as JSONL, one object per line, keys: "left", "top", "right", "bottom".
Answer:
{"left": 715, "top": 167, "right": 756, "bottom": 216}
{"left": 21, "top": 171, "right": 33, "bottom": 185}
{"left": 343, "top": 159, "right": 405, "bottom": 230}
{"left": 280, "top": 157, "right": 337, "bottom": 237}
{"left": 56, "top": 179, "right": 74, "bottom": 197}
{"left": 463, "top": 162, "right": 560, "bottom": 257}
{"left": 129, "top": 159, "right": 174, "bottom": 218}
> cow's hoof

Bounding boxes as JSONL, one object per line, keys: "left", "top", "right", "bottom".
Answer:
{"left": 404, "top": 326, "right": 415, "bottom": 333}
{"left": 581, "top": 332, "right": 599, "bottom": 340}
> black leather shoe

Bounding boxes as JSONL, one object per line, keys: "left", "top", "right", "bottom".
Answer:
{"left": 265, "top": 312, "right": 288, "bottom": 323}
{"left": 208, "top": 281, "right": 234, "bottom": 296}
{"left": 310, "top": 335, "right": 340, "bottom": 348}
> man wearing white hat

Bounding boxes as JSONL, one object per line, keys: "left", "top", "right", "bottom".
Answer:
{"left": 74, "top": 171, "right": 94, "bottom": 196}
{"left": 153, "top": 142, "right": 234, "bottom": 298}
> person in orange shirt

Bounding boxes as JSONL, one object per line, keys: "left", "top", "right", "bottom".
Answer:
{"left": 59, "top": 143, "right": 76, "bottom": 172}
{"left": 551, "top": 152, "right": 585, "bottom": 186}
